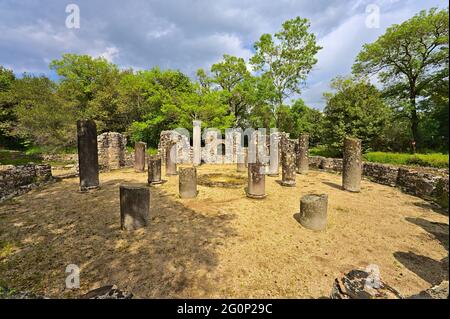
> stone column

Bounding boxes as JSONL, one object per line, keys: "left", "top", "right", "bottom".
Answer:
{"left": 268, "top": 132, "right": 280, "bottom": 176}
{"left": 148, "top": 156, "right": 163, "bottom": 185}
{"left": 179, "top": 167, "right": 197, "bottom": 198}
{"left": 237, "top": 148, "right": 248, "bottom": 172}
{"left": 120, "top": 184, "right": 150, "bottom": 231}
{"left": 134, "top": 142, "right": 146, "bottom": 172}
{"left": 193, "top": 120, "right": 202, "bottom": 166}
{"left": 281, "top": 136, "right": 296, "bottom": 187}
{"left": 165, "top": 143, "right": 178, "bottom": 176}
{"left": 299, "top": 194, "right": 328, "bottom": 231}
{"left": 342, "top": 137, "right": 362, "bottom": 192}
{"left": 296, "top": 134, "right": 309, "bottom": 174}
{"left": 77, "top": 120, "right": 99, "bottom": 192}
{"left": 246, "top": 161, "right": 266, "bottom": 199}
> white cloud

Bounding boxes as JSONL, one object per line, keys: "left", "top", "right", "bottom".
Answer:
{"left": 0, "top": 0, "right": 447, "bottom": 106}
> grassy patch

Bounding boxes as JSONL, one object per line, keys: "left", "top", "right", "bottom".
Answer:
{"left": 0, "top": 241, "right": 17, "bottom": 260}
{"left": 363, "top": 152, "right": 448, "bottom": 169}
{"left": 0, "top": 150, "right": 43, "bottom": 165}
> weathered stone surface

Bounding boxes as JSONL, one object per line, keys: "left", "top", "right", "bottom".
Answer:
{"left": 203, "top": 129, "right": 225, "bottom": 164}
{"left": 309, "top": 155, "right": 449, "bottom": 208}
{"left": 159, "top": 130, "right": 192, "bottom": 164}
{"left": 409, "top": 281, "right": 449, "bottom": 299}
{"left": 296, "top": 134, "right": 309, "bottom": 174}
{"left": 0, "top": 164, "right": 53, "bottom": 202}
{"left": 330, "top": 269, "right": 403, "bottom": 299}
{"left": 237, "top": 147, "right": 248, "bottom": 172}
{"left": 268, "top": 132, "right": 280, "bottom": 176}
{"left": 77, "top": 120, "right": 99, "bottom": 191}
{"left": 97, "top": 132, "right": 127, "bottom": 170}
{"left": 0, "top": 286, "right": 48, "bottom": 299}
{"left": 246, "top": 161, "right": 266, "bottom": 199}
{"left": 120, "top": 184, "right": 150, "bottom": 231}
{"left": 165, "top": 143, "right": 178, "bottom": 176}
{"left": 397, "top": 168, "right": 444, "bottom": 201}
{"left": 280, "top": 135, "right": 296, "bottom": 187}
{"left": 363, "top": 162, "right": 399, "bottom": 187}
{"left": 148, "top": 156, "right": 163, "bottom": 185}
{"left": 179, "top": 167, "right": 198, "bottom": 198}
{"left": 80, "top": 285, "right": 133, "bottom": 299}
{"left": 299, "top": 194, "right": 328, "bottom": 231}
{"left": 342, "top": 137, "right": 362, "bottom": 192}
{"left": 134, "top": 142, "right": 146, "bottom": 172}
{"left": 225, "top": 128, "right": 242, "bottom": 164}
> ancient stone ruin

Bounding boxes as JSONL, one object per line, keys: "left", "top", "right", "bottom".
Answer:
{"left": 299, "top": 194, "right": 328, "bottom": 231}
{"left": 119, "top": 184, "right": 150, "bottom": 231}
{"left": 97, "top": 132, "right": 127, "bottom": 170}
{"left": 77, "top": 120, "right": 99, "bottom": 192}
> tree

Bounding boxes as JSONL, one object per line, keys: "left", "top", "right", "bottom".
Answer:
{"left": 13, "top": 75, "right": 76, "bottom": 150}
{"left": 0, "top": 66, "right": 19, "bottom": 148}
{"left": 289, "top": 99, "right": 324, "bottom": 145}
{"left": 323, "top": 77, "right": 391, "bottom": 152}
{"left": 210, "top": 55, "right": 252, "bottom": 126}
{"left": 353, "top": 8, "right": 449, "bottom": 148}
{"left": 250, "top": 16, "right": 321, "bottom": 113}
{"left": 50, "top": 54, "right": 123, "bottom": 132}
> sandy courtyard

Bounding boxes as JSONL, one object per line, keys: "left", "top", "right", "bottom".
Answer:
{"left": 0, "top": 164, "right": 448, "bottom": 298}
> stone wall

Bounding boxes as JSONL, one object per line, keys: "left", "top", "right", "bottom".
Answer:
{"left": 0, "top": 164, "right": 53, "bottom": 202}
{"left": 310, "top": 155, "right": 449, "bottom": 208}
{"left": 97, "top": 132, "right": 127, "bottom": 170}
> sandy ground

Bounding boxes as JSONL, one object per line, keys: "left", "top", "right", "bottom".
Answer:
{"left": 0, "top": 164, "right": 448, "bottom": 298}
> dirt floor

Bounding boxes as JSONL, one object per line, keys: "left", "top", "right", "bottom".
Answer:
{"left": 0, "top": 164, "right": 448, "bottom": 298}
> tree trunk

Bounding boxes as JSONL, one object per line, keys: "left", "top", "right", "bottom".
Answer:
{"left": 410, "top": 95, "right": 419, "bottom": 150}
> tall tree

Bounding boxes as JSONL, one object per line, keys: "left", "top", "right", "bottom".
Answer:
{"left": 353, "top": 8, "right": 449, "bottom": 148}
{"left": 0, "top": 66, "right": 18, "bottom": 147}
{"left": 323, "top": 77, "right": 391, "bottom": 152}
{"left": 50, "top": 54, "right": 123, "bottom": 132}
{"left": 250, "top": 16, "right": 321, "bottom": 115}
{"left": 210, "top": 55, "right": 252, "bottom": 126}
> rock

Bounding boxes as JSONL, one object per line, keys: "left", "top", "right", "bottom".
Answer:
{"left": 330, "top": 269, "right": 403, "bottom": 299}
{"left": 80, "top": 285, "right": 133, "bottom": 299}
{"left": 409, "top": 281, "right": 449, "bottom": 299}
{"left": 0, "top": 286, "right": 47, "bottom": 299}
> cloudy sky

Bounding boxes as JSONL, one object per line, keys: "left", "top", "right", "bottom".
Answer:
{"left": 0, "top": 0, "right": 447, "bottom": 109}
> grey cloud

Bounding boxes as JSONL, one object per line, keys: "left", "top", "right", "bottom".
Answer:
{"left": 0, "top": 0, "right": 447, "bottom": 108}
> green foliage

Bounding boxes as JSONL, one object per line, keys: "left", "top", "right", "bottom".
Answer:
{"left": 363, "top": 152, "right": 448, "bottom": 169}
{"left": 251, "top": 16, "right": 322, "bottom": 106}
{"left": 0, "top": 66, "right": 22, "bottom": 148}
{"left": 13, "top": 75, "right": 77, "bottom": 151}
{"left": 353, "top": 7, "right": 449, "bottom": 147}
{"left": 322, "top": 76, "right": 391, "bottom": 152}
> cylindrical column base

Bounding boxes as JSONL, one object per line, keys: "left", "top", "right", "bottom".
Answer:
{"left": 281, "top": 138, "right": 296, "bottom": 187}
{"left": 246, "top": 162, "right": 267, "bottom": 199}
{"left": 296, "top": 134, "right": 309, "bottom": 174}
{"left": 179, "top": 167, "right": 197, "bottom": 198}
{"left": 299, "top": 194, "right": 328, "bottom": 231}
{"left": 342, "top": 137, "right": 362, "bottom": 192}
{"left": 148, "top": 156, "right": 164, "bottom": 185}
{"left": 120, "top": 184, "right": 150, "bottom": 231}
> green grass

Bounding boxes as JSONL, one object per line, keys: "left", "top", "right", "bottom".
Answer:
{"left": 310, "top": 146, "right": 448, "bottom": 169}
{"left": 0, "top": 150, "right": 43, "bottom": 165}
{"left": 364, "top": 152, "right": 448, "bottom": 169}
